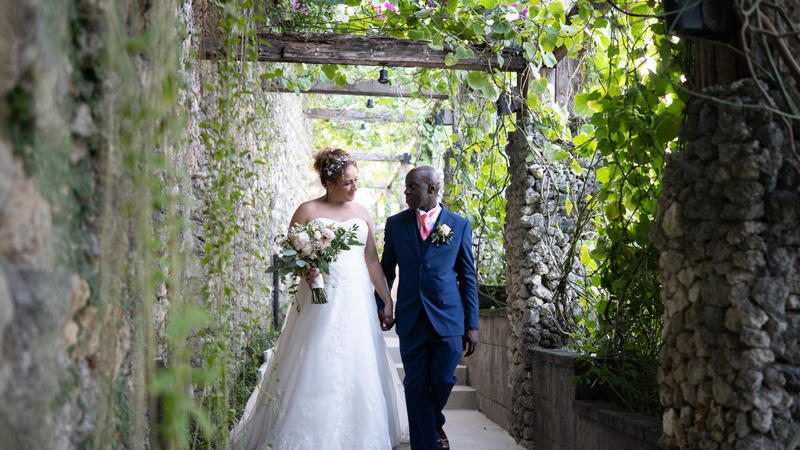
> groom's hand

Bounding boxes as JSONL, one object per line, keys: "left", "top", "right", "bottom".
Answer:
{"left": 463, "top": 328, "right": 478, "bottom": 357}
{"left": 378, "top": 309, "right": 395, "bottom": 331}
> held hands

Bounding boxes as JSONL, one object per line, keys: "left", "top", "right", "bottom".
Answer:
{"left": 463, "top": 328, "right": 478, "bottom": 357}
{"left": 378, "top": 305, "right": 395, "bottom": 331}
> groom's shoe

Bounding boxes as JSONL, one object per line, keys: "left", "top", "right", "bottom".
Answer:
{"left": 436, "top": 427, "right": 450, "bottom": 450}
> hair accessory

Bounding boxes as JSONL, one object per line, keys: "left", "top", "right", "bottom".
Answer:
{"left": 325, "top": 156, "right": 350, "bottom": 177}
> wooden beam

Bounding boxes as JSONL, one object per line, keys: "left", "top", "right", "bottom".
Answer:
{"left": 266, "top": 80, "right": 449, "bottom": 99}
{"left": 350, "top": 152, "right": 401, "bottom": 162}
{"left": 305, "top": 108, "right": 417, "bottom": 123}
{"left": 201, "top": 32, "right": 529, "bottom": 72}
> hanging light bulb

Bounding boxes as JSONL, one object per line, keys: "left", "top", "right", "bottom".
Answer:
{"left": 367, "top": 98, "right": 374, "bottom": 108}
{"left": 378, "top": 67, "right": 390, "bottom": 84}
{"left": 495, "top": 92, "right": 515, "bottom": 116}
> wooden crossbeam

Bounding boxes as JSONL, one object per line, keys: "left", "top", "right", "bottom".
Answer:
{"left": 350, "top": 152, "right": 401, "bottom": 162}
{"left": 304, "top": 108, "right": 417, "bottom": 123}
{"left": 201, "top": 32, "right": 528, "bottom": 72}
{"left": 266, "top": 80, "right": 449, "bottom": 99}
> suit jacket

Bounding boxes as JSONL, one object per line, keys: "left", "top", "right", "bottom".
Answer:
{"left": 377, "top": 205, "right": 479, "bottom": 338}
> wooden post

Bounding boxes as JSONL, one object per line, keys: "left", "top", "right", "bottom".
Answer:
{"left": 272, "top": 254, "right": 280, "bottom": 330}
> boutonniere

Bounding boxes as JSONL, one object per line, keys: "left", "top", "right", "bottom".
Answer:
{"left": 430, "top": 224, "right": 453, "bottom": 247}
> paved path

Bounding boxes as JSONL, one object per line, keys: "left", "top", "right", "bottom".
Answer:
{"left": 385, "top": 327, "right": 525, "bottom": 450}
{"left": 394, "top": 410, "right": 525, "bottom": 450}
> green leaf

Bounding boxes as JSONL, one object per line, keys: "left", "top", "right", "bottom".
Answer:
{"left": 596, "top": 167, "right": 611, "bottom": 184}
{"left": 446, "top": 0, "right": 459, "bottom": 15}
{"left": 539, "top": 31, "right": 558, "bottom": 53}
{"left": 570, "top": 158, "right": 584, "bottom": 175}
{"left": 407, "top": 30, "right": 426, "bottom": 41}
{"left": 465, "top": 71, "right": 490, "bottom": 90}
{"left": 414, "top": 8, "right": 436, "bottom": 18}
{"left": 321, "top": 64, "right": 338, "bottom": 80}
{"left": 542, "top": 51, "right": 557, "bottom": 68}
{"left": 333, "top": 73, "right": 348, "bottom": 87}
{"left": 456, "top": 46, "right": 474, "bottom": 59}
{"left": 480, "top": 82, "right": 501, "bottom": 102}
{"left": 445, "top": 53, "right": 459, "bottom": 66}
{"left": 580, "top": 244, "right": 592, "bottom": 265}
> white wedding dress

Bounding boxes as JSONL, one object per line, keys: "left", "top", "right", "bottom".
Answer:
{"left": 230, "top": 218, "right": 409, "bottom": 450}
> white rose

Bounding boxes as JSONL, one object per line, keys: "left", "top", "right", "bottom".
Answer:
{"left": 440, "top": 224, "right": 451, "bottom": 235}
{"left": 314, "top": 230, "right": 322, "bottom": 240}
{"left": 296, "top": 232, "right": 313, "bottom": 255}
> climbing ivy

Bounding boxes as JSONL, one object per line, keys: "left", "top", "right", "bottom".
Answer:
{"left": 246, "top": 0, "right": 687, "bottom": 417}
{"left": 566, "top": 5, "right": 687, "bottom": 418}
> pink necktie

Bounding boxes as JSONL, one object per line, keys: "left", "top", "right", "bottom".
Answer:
{"left": 418, "top": 210, "right": 432, "bottom": 240}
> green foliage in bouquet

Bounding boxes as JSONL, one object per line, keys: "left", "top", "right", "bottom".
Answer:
{"left": 267, "top": 223, "right": 363, "bottom": 304}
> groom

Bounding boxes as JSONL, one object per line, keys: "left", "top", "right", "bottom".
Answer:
{"left": 376, "top": 166, "right": 479, "bottom": 450}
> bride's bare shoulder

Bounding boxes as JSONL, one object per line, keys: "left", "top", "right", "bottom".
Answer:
{"left": 349, "top": 202, "right": 374, "bottom": 226}
{"left": 291, "top": 198, "right": 324, "bottom": 225}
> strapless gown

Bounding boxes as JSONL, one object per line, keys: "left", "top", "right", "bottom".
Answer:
{"left": 230, "top": 218, "right": 408, "bottom": 450}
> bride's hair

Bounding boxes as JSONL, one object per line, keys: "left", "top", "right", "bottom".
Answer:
{"left": 313, "top": 148, "right": 357, "bottom": 187}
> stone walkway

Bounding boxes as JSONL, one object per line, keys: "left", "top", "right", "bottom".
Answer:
{"left": 394, "top": 410, "right": 524, "bottom": 450}
{"left": 385, "top": 329, "right": 525, "bottom": 450}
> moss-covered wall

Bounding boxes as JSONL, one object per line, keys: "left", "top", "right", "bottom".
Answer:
{"left": 0, "top": 1, "right": 312, "bottom": 448}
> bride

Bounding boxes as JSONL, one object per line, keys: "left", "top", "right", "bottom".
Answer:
{"left": 230, "top": 148, "right": 408, "bottom": 450}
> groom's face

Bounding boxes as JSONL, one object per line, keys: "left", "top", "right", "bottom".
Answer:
{"left": 404, "top": 171, "right": 435, "bottom": 211}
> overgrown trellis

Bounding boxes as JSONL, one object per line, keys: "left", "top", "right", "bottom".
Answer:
{"left": 8, "top": 0, "right": 800, "bottom": 448}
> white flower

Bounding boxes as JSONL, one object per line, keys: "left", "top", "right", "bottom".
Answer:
{"left": 504, "top": 12, "right": 519, "bottom": 21}
{"left": 314, "top": 230, "right": 322, "bottom": 240}
{"left": 296, "top": 231, "right": 313, "bottom": 255}
{"left": 486, "top": 19, "right": 494, "bottom": 26}
{"left": 346, "top": 6, "right": 355, "bottom": 15}
{"left": 333, "top": 4, "right": 349, "bottom": 22}
{"left": 440, "top": 224, "right": 451, "bottom": 235}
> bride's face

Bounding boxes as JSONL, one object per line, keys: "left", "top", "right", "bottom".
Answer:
{"left": 327, "top": 165, "right": 359, "bottom": 202}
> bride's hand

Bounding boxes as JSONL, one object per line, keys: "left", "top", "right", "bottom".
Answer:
{"left": 303, "top": 268, "right": 320, "bottom": 287}
{"left": 379, "top": 302, "right": 395, "bottom": 331}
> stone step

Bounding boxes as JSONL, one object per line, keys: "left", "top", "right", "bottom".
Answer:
{"left": 395, "top": 363, "right": 469, "bottom": 386}
{"left": 445, "top": 385, "right": 478, "bottom": 410}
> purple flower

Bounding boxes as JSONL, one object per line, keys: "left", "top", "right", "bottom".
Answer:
{"left": 384, "top": 2, "right": 397, "bottom": 12}
{"left": 510, "top": 2, "right": 519, "bottom": 9}
{"left": 428, "top": 0, "right": 434, "bottom": 6}
{"left": 520, "top": 7, "right": 528, "bottom": 18}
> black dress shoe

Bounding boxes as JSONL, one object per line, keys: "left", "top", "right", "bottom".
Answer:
{"left": 437, "top": 427, "right": 450, "bottom": 450}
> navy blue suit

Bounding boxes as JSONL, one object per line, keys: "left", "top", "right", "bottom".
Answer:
{"left": 377, "top": 205, "right": 479, "bottom": 450}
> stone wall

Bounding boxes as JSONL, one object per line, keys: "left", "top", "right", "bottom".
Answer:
{"left": 0, "top": 0, "right": 312, "bottom": 447}
{"left": 652, "top": 79, "right": 800, "bottom": 449}
{"left": 504, "top": 127, "right": 594, "bottom": 446}
{"left": 469, "top": 310, "right": 513, "bottom": 430}
{"left": 527, "top": 348, "right": 662, "bottom": 450}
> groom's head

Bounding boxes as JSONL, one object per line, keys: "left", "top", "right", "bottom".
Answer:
{"left": 404, "top": 166, "right": 440, "bottom": 211}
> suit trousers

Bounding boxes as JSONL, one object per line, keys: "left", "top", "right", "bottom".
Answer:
{"left": 399, "top": 306, "right": 462, "bottom": 450}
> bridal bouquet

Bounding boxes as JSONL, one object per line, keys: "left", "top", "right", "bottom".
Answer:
{"left": 266, "top": 222, "right": 362, "bottom": 304}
